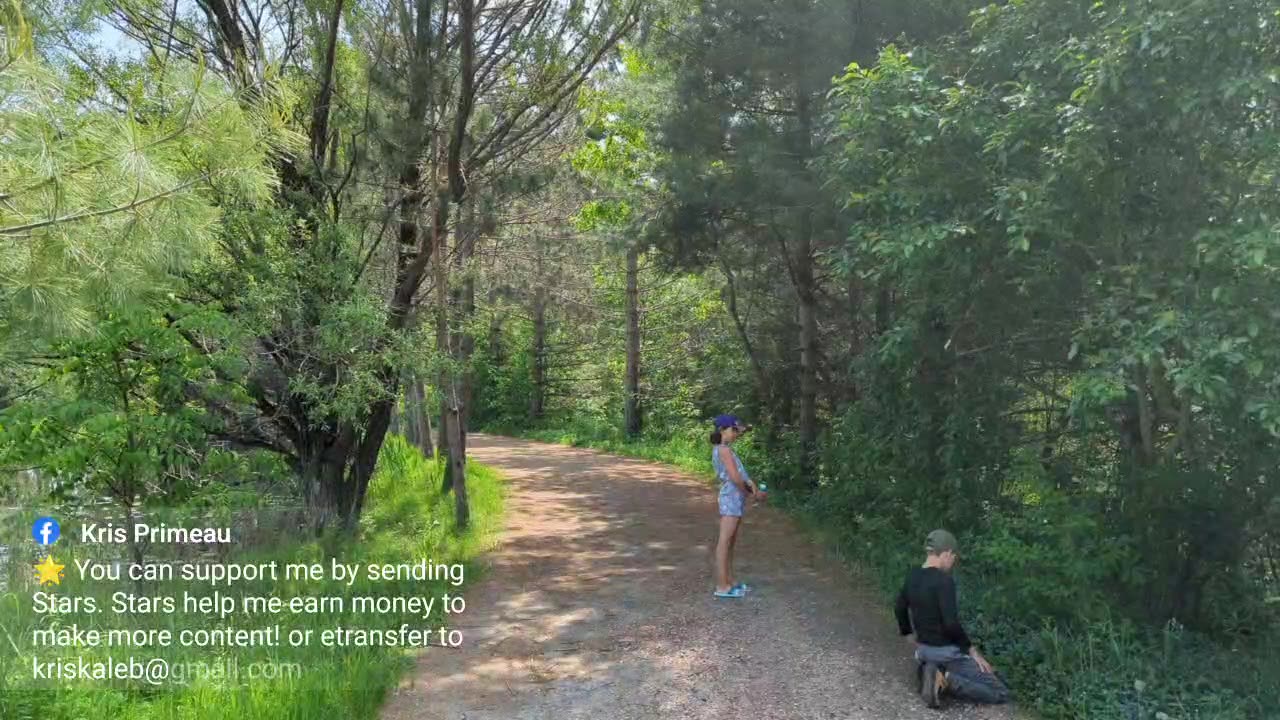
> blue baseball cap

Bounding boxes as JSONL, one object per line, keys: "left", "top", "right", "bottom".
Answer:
{"left": 713, "top": 414, "right": 748, "bottom": 430}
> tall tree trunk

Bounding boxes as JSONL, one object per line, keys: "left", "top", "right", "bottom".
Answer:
{"left": 436, "top": 0, "right": 478, "bottom": 524}
{"left": 623, "top": 242, "right": 642, "bottom": 437}
{"left": 794, "top": 92, "right": 820, "bottom": 470}
{"left": 422, "top": 397, "right": 434, "bottom": 457}
{"left": 347, "top": 396, "right": 394, "bottom": 523}
{"left": 487, "top": 287, "right": 505, "bottom": 364}
{"left": 796, "top": 235, "right": 818, "bottom": 455}
{"left": 460, "top": 275, "right": 475, "bottom": 446}
{"left": 405, "top": 375, "right": 433, "bottom": 457}
{"left": 197, "top": 0, "right": 255, "bottom": 88}
{"left": 774, "top": 320, "right": 797, "bottom": 430}
{"left": 452, "top": 200, "right": 478, "bottom": 451}
{"left": 435, "top": 187, "right": 455, "bottom": 491}
{"left": 445, "top": 405, "right": 469, "bottom": 529}
{"left": 399, "top": 384, "right": 414, "bottom": 445}
{"left": 437, "top": 395, "right": 450, "bottom": 459}
{"left": 309, "top": 0, "right": 345, "bottom": 169}
{"left": 842, "top": 268, "right": 863, "bottom": 406}
{"left": 444, "top": 198, "right": 478, "bottom": 528}
{"left": 530, "top": 285, "right": 547, "bottom": 420}
{"left": 299, "top": 423, "right": 355, "bottom": 531}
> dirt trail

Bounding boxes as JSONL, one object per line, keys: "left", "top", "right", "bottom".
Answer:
{"left": 380, "top": 435, "right": 1018, "bottom": 720}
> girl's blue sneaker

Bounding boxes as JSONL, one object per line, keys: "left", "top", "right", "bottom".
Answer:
{"left": 713, "top": 586, "right": 745, "bottom": 599}
{"left": 733, "top": 582, "right": 751, "bottom": 593}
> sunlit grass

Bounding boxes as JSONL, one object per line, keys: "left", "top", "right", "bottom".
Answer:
{"left": 513, "top": 417, "right": 724, "bottom": 479}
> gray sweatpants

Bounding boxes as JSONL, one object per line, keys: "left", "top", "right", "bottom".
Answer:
{"left": 915, "top": 644, "right": 1011, "bottom": 704}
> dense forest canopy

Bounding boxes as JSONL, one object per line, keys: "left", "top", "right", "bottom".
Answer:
{"left": 3, "top": 0, "right": 1278, "bottom": 717}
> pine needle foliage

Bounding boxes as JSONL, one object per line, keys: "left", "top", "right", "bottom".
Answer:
{"left": 0, "top": 4, "right": 298, "bottom": 342}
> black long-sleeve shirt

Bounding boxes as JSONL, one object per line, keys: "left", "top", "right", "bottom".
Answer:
{"left": 894, "top": 566, "right": 972, "bottom": 652}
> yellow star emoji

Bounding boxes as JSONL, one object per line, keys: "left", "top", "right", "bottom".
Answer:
{"left": 34, "top": 555, "right": 65, "bottom": 587}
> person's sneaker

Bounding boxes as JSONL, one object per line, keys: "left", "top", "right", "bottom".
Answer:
{"left": 920, "top": 662, "right": 942, "bottom": 709}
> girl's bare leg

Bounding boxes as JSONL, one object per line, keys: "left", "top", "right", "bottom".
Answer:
{"left": 715, "top": 515, "right": 739, "bottom": 591}
{"left": 727, "top": 519, "right": 740, "bottom": 586}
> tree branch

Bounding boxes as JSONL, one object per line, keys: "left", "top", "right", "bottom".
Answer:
{"left": 1, "top": 178, "right": 201, "bottom": 236}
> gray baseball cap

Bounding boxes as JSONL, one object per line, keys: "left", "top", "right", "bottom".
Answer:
{"left": 925, "top": 529, "right": 958, "bottom": 554}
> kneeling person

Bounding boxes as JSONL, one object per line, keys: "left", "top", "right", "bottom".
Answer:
{"left": 894, "top": 529, "right": 1010, "bottom": 708}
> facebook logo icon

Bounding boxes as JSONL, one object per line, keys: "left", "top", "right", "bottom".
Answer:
{"left": 32, "top": 517, "right": 60, "bottom": 546}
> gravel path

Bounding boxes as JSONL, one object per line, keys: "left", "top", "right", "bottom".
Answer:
{"left": 380, "top": 435, "right": 1021, "bottom": 720}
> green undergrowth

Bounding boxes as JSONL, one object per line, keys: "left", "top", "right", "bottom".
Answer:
{"left": 486, "top": 417, "right": 728, "bottom": 479}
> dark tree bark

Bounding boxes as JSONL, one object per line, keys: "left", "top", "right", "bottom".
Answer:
{"left": 530, "top": 284, "right": 547, "bottom": 420}
{"left": 841, "top": 267, "right": 863, "bottom": 406}
{"left": 421, "top": 392, "right": 435, "bottom": 457}
{"left": 435, "top": 188, "right": 454, "bottom": 491}
{"left": 194, "top": 0, "right": 253, "bottom": 87}
{"left": 309, "top": 0, "right": 345, "bottom": 169}
{"left": 795, "top": 239, "right": 819, "bottom": 452}
{"left": 623, "top": 242, "right": 642, "bottom": 437}
{"left": 794, "top": 94, "right": 820, "bottom": 467}
{"left": 434, "top": 0, "right": 478, "bottom": 530}
{"left": 404, "top": 374, "right": 433, "bottom": 457}
{"left": 452, "top": 200, "right": 478, "bottom": 452}
{"left": 774, "top": 318, "right": 797, "bottom": 430}
{"left": 437, "top": 395, "right": 450, "bottom": 460}
{"left": 442, "top": 196, "right": 478, "bottom": 528}
{"left": 445, "top": 405, "right": 469, "bottom": 528}
{"left": 487, "top": 286, "right": 506, "bottom": 364}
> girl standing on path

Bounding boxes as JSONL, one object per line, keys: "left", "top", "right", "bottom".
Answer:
{"left": 711, "top": 414, "right": 765, "bottom": 598}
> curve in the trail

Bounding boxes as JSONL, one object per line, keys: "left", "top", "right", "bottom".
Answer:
{"left": 379, "top": 434, "right": 1018, "bottom": 720}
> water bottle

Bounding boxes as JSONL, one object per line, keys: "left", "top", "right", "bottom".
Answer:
{"left": 753, "top": 482, "right": 767, "bottom": 506}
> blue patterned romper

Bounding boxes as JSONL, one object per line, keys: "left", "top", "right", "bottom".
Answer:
{"left": 713, "top": 445, "right": 750, "bottom": 517}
